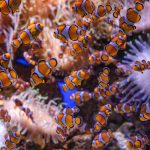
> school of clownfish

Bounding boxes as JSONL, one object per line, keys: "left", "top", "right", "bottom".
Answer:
{"left": 0, "top": 0, "right": 149, "bottom": 149}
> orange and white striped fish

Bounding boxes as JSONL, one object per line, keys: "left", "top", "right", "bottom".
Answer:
{"left": 72, "top": 0, "right": 95, "bottom": 17}
{"left": 70, "top": 91, "right": 92, "bottom": 106}
{"left": 0, "top": 0, "right": 22, "bottom": 15}
{"left": 62, "top": 69, "right": 90, "bottom": 91}
{"left": 126, "top": 134, "right": 148, "bottom": 150}
{"left": 119, "top": 0, "right": 144, "bottom": 34}
{"left": 94, "top": 104, "right": 112, "bottom": 132}
{"left": 1, "top": 131, "right": 21, "bottom": 150}
{"left": 54, "top": 24, "right": 85, "bottom": 44}
{"left": 105, "top": 31, "right": 127, "bottom": 57}
{"left": 114, "top": 103, "right": 135, "bottom": 114}
{"left": 30, "top": 58, "right": 57, "bottom": 87}
{"left": 23, "top": 51, "right": 36, "bottom": 66}
{"left": 98, "top": 67, "right": 110, "bottom": 89}
{"left": 94, "top": 84, "right": 117, "bottom": 99}
{"left": 55, "top": 112, "right": 82, "bottom": 129}
{"left": 92, "top": 129, "right": 114, "bottom": 149}
{"left": 56, "top": 125, "right": 67, "bottom": 142}
{"left": 140, "top": 101, "right": 150, "bottom": 121}
{"left": 0, "top": 53, "right": 10, "bottom": 69}
{"left": 0, "top": 69, "right": 17, "bottom": 91}
{"left": 12, "top": 22, "right": 43, "bottom": 49}
{"left": 89, "top": 50, "right": 117, "bottom": 65}
{"left": 131, "top": 60, "right": 150, "bottom": 73}
{"left": 92, "top": 2, "right": 112, "bottom": 20}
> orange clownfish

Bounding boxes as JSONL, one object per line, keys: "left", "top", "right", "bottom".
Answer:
{"left": 2, "top": 131, "right": 21, "bottom": 150}
{"left": 132, "top": 60, "right": 150, "bottom": 73}
{"left": 0, "top": 69, "right": 17, "bottom": 91}
{"left": 55, "top": 113, "right": 82, "bottom": 129}
{"left": 140, "top": 101, "right": 150, "bottom": 121}
{"left": 0, "top": 108, "right": 11, "bottom": 122}
{"left": 30, "top": 58, "right": 57, "bottom": 87}
{"left": 54, "top": 24, "right": 85, "bottom": 44}
{"left": 62, "top": 70, "right": 90, "bottom": 91}
{"left": 70, "top": 91, "right": 92, "bottom": 106}
{"left": 89, "top": 50, "right": 117, "bottom": 65}
{"left": 92, "top": 129, "right": 114, "bottom": 149}
{"left": 98, "top": 67, "right": 110, "bottom": 89}
{"left": 113, "top": 6, "right": 123, "bottom": 18}
{"left": 94, "top": 104, "right": 112, "bottom": 132}
{"left": 105, "top": 32, "right": 127, "bottom": 57}
{"left": 62, "top": 106, "right": 80, "bottom": 115}
{"left": 126, "top": 134, "right": 148, "bottom": 150}
{"left": 114, "top": 103, "right": 135, "bottom": 114}
{"left": 23, "top": 52, "right": 36, "bottom": 66}
{"left": 14, "top": 78, "right": 30, "bottom": 93}
{"left": 94, "top": 84, "right": 117, "bottom": 99}
{"left": 0, "top": 0, "right": 22, "bottom": 15}
{"left": 56, "top": 125, "right": 67, "bottom": 142}
{"left": 0, "top": 53, "right": 10, "bottom": 69}
{"left": 119, "top": 3, "right": 143, "bottom": 35}
{"left": 75, "top": 15, "right": 92, "bottom": 30}
{"left": 92, "top": 3, "right": 112, "bottom": 20}
{"left": 72, "top": 0, "right": 95, "bottom": 17}
{"left": 12, "top": 23, "right": 43, "bottom": 49}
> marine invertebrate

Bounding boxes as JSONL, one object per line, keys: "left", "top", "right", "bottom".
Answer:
{"left": 118, "top": 34, "right": 150, "bottom": 105}
{"left": 2, "top": 88, "right": 62, "bottom": 148}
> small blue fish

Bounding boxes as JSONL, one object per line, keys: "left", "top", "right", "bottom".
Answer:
{"left": 16, "top": 57, "right": 30, "bottom": 67}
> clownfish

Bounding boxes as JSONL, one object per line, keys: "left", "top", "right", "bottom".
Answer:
{"left": 70, "top": 91, "right": 92, "bottom": 106}
{"left": 63, "top": 106, "right": 80, "bottom": 115}
{"left": 114, "top": 103, "right": 135, "bottom": 114}
{"left": 113, "top": 6, "right": 123, "bottom": 18}
{"left": 62, "top": 69, "right": 90, "bottom": 91}
{"left": 105, "top": 31, "right": 127, "bottom": 57}
{"left": 140, "top": 101, "right": 150, "bottom": 121}
{"left": 132, "top": 60, "right": 150, "bottom": 73}
{"left": 72, "top": 0, "right": 95, "bottom": 17}
{"left": 94, "top": 104, "right": 112, "bottom": 132}
{"left": 54, "top": 24, "right": 85, "bottom": 44}
{"left": 0, "top": 53, "right": 11, "bottom": 69}
{"left": 92, "top": 129, "right": 114, "bottom": 149}
{"left": 126, "top": 134, "right": 148, "bottom": 150}
{"left": 2, "top": 131, "right": 21, "bottom": 150}
{"left": 14, "top": 98, "right": 34, "bottom": 122}
{"left": 69, "top": 41, "right": 85, "bottom": 56}
{"left": 75, "top": 16, "right": 92, "bottom": 30}
{"left": 14, "top": 78, "right": 30, "bottom": 93}
{"left": 0, "top": 31, "right": 6, "bottom": 44}
{"left": 23, "top": 52, "right": 35, "bottom": 66}
{"left": 30, "top": 58, "right": 57, "bottom": 87}
{"left": 12, "top": 22, "right": 43, "bottom": 49}
{"left": 94, "top": 84, "right": 117, "bottom": 99}
{"left": 115, "top": 67, "right": 132, "bottom": 76}
{"left": 89, "top": 50, "right": 117, "bottom": 65}
{"left": 119, "top": 1, "right": 144, "bottom": 35}
{"left": 0, "top": 69, "right": 17, "bottom": 91}
{"left": 98, "top": 67, "right": 110, "bottom": 89}
{"left": 0, "top": 0, "right": 22, "bottom": 15}
{"left": 55, "top": 113, "right": 82, "bottom": 129}
{"left": 56, "top": 125, "right": 67, "bottom": 142}
{"left": 0, "top": 108, "right": 11, "bottom": 122}
{"left": 92, "top": 3, "right": 112, "bottom": 20}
